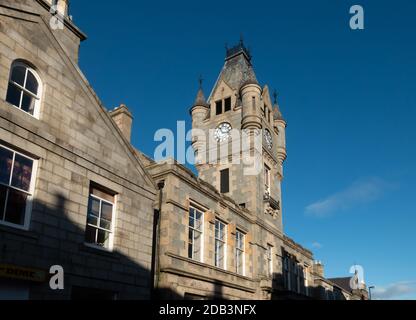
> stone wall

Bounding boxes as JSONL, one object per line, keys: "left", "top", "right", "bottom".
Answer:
{"left": 0, "top": 1, "right": 156, "bottom": 299}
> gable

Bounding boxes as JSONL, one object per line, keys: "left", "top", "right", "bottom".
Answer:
{"left": 0, "top": 4, "right": 156, "bottom": 193}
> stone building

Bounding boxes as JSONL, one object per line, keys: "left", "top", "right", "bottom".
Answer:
{"left": 0, "top": 0, "right": 367, "bottom": 300}
{"left": 143, "top": 41, "right": 368, "bottom": 300}
{"left": 0, "top": 0, "right": 156, "bottom": 299}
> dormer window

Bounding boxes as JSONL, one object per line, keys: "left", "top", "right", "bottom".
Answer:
{"left": 6, "top": 61, "right": 42, "bottom": 118}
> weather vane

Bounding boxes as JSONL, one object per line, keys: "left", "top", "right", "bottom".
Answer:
{"left": 198, "top": 75, "right": 203, "bottom": 89}
{"left": 273, "top": 89, "right": 278, "bottom": 104}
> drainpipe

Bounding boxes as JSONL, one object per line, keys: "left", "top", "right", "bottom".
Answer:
{"left": 150, "top": 180, "right": 165, "bottom": 300}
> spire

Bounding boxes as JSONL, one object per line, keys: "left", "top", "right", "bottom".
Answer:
{"left": 193, "top": 76, "right": 209, "bottom": 108}
{"left": 208, "top": 38, "right": 258, "bottom": 101}
{"left": 273, "top": 90, "right": 284, "bottom": 121}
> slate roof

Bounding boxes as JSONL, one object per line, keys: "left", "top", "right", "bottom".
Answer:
{"left": 208, "top": 42, "right": 258, "bottom": 101}
{"left": 328, "top": 277, "right": 354, "bottom": 293}
{"left": 193, "top": 88, "right": 209, "bottom": 108}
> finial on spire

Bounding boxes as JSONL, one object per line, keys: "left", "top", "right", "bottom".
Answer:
{"left": 273, "top": 89, "right": 278, "bottom": 105}
{"left": 272, "top": 90, "right": 284, "bottom": 121}
{"left": 198, "top": 75, "right": 203, "bottom": 89}
{"left": 239, "top": 33, "right": 244, "bottom": 45}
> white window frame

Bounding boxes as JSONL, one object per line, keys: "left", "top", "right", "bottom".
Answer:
{"left": 84, "top": 193, "right": 116, "bottom": 252}
{"left": 6, "top": 61, "right": 42, "bottom": 119}
{"left": 188, "top": 206, "right": 204, "bottom": 263}
{"left": 0, "top": 144, "right": 37, "bottom": 231}
{"left": 235, "top": 230, "right": 245, "bottom": 276}
{"left": 264, "top": 164, "right": 271, "bottom": 196}
{"left": 214, "top": 219, "right": 227, "bottom": 270}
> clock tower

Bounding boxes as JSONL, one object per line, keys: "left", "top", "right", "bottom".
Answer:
{"left": 190, "top": 40, "right": 287, "bottom": 232}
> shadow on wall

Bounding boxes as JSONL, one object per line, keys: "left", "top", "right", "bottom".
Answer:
{"left": 270, "top": 273, "right": 348, "bottom": 301}
{"left": 154, "top": 278, "right": 223, "bottom": 300}
{"left": 0, "top": 192, "right": 181, "bottom": 300}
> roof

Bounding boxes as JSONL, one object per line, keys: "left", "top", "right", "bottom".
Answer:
{"left": 193, "top": 87, "right": 209, "bottom": 108}
{"left": 273, "top": 103, "right": 284, "bottom": 121}
{"left": 328, "top": 277, "right": 354, "bottom": 293}
{"left": 208, "top": 41, "right": 258, "bottom": 101}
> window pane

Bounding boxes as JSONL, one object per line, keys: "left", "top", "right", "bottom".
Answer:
{"left": 216, "top": 241, "right": 224, "bottom": 267}
{"left": 188, "top": 243, "right": 193, "bottom": 259}
{"left": 189, "top": 215, "right": 195, "bottom": 228}
{"left": 87, "top": 213, "right": 98, "bottom": 226}
{"left": 4, "top": 188, "right": 27, "bottom": 225}
{"left": 6, "top": 83, "right": 22, "bottom": 108}
{"left": 21, "top": 93, "right": 35, "bottom": 115}
{"left": 10, "top": 66, "right": 26, "bottom": 86}
{"left": 216, "top": 101, "right": 222, "bottom": 115}
{"left": 224, "top": 97, "right": 231, "bottom": 112}
{"left": 193, "top": 231, "right": 202, "bottom": 261}
{"left": 88, "top": 197, "right": 100, "bottom": 216}
{"left": 11, "top": 154, "right": 33, "bottom": 192}
{"left": 25, "top": 71, "right": 39, "bottom": 95}
{"left": 85, "top": 225, "right": 96, "bottom": 244}
{"left": 0, "top": 147, "right": 13, "bottom": 185}
{"left": 188, "top": 229, "right": 193, "bottom": 244}
{"left": 101, "top": 202, "right": 113, "bottom": 221}
{"left": 221, "top": 224, "right": 226, "bottom": 240}
{"left": 220, "top": 169, "right": 229, "bottom": 193}
{"left": 0, "top": 185, "right": 7, "bottom": 220}
{"left": 100, "top": 218, "right": 111, "bottom": 231}
{"left": 97, "top": 229, "right": 110, "bottom": 248}
{"left": 237, "top": 251, "right": 243, "bottom": 274}
{"left": 195, "top": 211, "right": 202, "bottom": 230}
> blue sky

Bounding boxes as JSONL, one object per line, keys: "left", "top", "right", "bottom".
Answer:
{"left": 70, "top": 0, "right": 416, "bottom": 299}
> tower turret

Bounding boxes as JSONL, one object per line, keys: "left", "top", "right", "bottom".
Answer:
{"left": 190, "top": 78, "right": 209, "bottom": 166}
{"left": 190, "top": 77, "right": 209, "bottom": 127}
{"left": 273, "top": 91, "right": 287, "bottom": 169}
{"left": 241, "top": 80, "right": 262, "bottom": 131}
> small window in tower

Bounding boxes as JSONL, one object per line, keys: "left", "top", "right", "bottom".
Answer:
{"left": 224, "top": 97, "right": 232, "bottom": 113}
{"left": 220, "top": 169, "right": 229, "bottom": 194}
{"left": 216, "top": 100, "right": 223, "bottom": 115}
{"left": 264, "top": 164, "right": 271, "bottom": 196}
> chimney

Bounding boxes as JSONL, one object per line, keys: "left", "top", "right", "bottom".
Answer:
{"left": 109, "top": 104, "right": 133, "bottom": 143}
{"left": 313, "top": 261, "right": 325, "bottom": 278}
{"left": 57, "top": 0, "right": 69, "bottom": 16}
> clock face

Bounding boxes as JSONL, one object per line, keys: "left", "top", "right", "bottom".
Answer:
{"left": 264, "top": 129, "right": 273, "bottom": 150}
{"left": 214, "top": 122, "right": 232, "bottom": 142}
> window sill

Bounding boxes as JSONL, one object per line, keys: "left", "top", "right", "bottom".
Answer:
{"left": 166, "top": 252, "right": 252, "bottom": 281}
{"left": 79, "top": 243, "right": 120, "bottom": 261}
{"left": 0, "top": 223, "right": 38, "bottom": 241}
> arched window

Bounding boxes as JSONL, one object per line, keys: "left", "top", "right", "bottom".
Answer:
{"left": 6, "top": 61, "right": 42, "bottom": 117}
